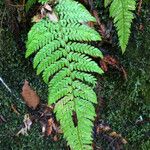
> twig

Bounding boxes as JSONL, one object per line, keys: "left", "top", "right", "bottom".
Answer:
{"left": 0, "top": 7, "right": 6, "bottom": 29}
{"left": 106, "top": 137, "right": 119, "bottom": 150}
{"left": 137, "top": 0, "right": 143, "bottom": 16}
{"left": 8, "top": 4, "right": 24, "bottom": 7}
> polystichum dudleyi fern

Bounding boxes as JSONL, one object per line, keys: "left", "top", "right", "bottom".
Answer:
{"left": 26, "top": 0, "right": 103, "bottom": 149}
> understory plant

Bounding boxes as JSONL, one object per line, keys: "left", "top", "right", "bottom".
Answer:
{"left": 26, "top": 0, "right": 104, "bottom": 149}
{"left": 104, "top": 0, "right": 136, "bottom": 53}
{"left": 25, "top": 0, "right": 137, "bottom": 149}
{"left": 26, "top": 0, "right": 136, "bottom": 53}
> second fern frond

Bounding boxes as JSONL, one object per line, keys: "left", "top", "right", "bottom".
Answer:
{"left": 109, "top": 0, "right": 136, "bottom": 53}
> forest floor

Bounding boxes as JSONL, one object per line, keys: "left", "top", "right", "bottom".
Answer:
{"left": 0, "top": 1, "right": 150, "bottom": 150}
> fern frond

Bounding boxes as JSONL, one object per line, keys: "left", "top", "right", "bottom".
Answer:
{"left": 73, "top": 81, "right": 97, "bottom": 104}
{"left": 50, "top": 77, "right": 72, "bottom": 94}
{"left": 26, "top": 0, "right": 103, "bottom": 149}
{"left": 55, "top": 0, "right": 96, "bottom": 23}
{"left": 26, "top": 32, "right": 56, "bottom": 57}
{"left": 36, "top": 48, "right": 67, "bottom": 74}
{"left": 49, "top": 86, "right": 73, "bottom": 104}
{"left": 26, "top": 21, "right": 60, "bottom": 57}
{"left": 110, "top": 0, "right": 136, "bottom": 53}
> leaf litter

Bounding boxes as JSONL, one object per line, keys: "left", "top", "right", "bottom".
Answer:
{"left": 17, "top": 80, "right": 61, "bottom": 140}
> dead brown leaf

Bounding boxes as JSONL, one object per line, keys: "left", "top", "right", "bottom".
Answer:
{"left": 21, "top": 80, "right": 40, "bottom": 109}
{"left": 137, "top": 0, "right": 143, "bottom": 16}
{"left": 46, "top": 118, "right": 54, "bottom": 136}
{"left": 95, "top": 122, "right": 128, "bottom": 149}
{"left": 40, "top": 4, "right": 58, "bottom": 22}
{"left": 32, "top": 14, "right": 43, "bottom": 23}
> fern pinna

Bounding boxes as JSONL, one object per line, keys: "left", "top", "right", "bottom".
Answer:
{"left": 26, "top": 0, "right": 103, "bottom": 149}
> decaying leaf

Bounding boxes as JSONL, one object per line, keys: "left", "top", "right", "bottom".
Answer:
{"left": 32, "top": 14, "right": 43, "bottom": 23}
{"left": 100, "top": 55, "right": 128, "bottom": 80}
{"left": 0, "top": 115, "right": 6, "bottom": 124}
{"left": 16, "top": 114, "right": 32, "bottom": 136}
{"left": 44, "top": 4, "right": 52, "bottom": 12}
{"left": 11, "top": 104, "right": 20, "bottom": 115}
{"left": 21, "top": 80, "right": 40, "bottom": 109}
{"left": 95, "top": 121, "right": 128, "bottom": 147}
{"left": 47, "top": 12, "right": 58, "bottom": 22}
{"left": 39, "top": 106, "right": 62, "bottom": 137}
{"left": 46, "top": 118, "right": 54, "bottom": 136}
{"left": 40, "top": 4, "right": 58, "bottom": 22}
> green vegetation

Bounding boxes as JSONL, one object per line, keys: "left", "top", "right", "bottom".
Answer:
{"left": 96, "top": 7, "right": 150, "bottom": 148}
{"left": 26, "top": 0, "right": 103, "bottom": 149}
{"left": 0, "top": 0, "right": 149, "bottom": 149}
{"left": 109, "top": 0, "right": 136, "bottom": 53}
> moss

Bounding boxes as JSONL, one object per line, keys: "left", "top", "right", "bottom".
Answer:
{"left": 0, "top": 3, "right": 68, "bottom": 148}
{"left": 96, "top": 4, "right": 150, "bottom": 149}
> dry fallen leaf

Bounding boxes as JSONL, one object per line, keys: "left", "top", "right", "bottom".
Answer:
{"left": 32, "top": 14, "right": 43, "bottom": 23}
{"left": 46, "top": 118, "right": 53, "bottom": 136}
{"left": 21, "top": 80, "right": 40, "bottom": 109}
{"left": 40, "top": 4, "right": 58, "bottom": 23}
{"left": 44, "top": 4, "right": 52, "bottom": 12}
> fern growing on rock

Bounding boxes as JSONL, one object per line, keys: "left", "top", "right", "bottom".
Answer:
{"left": 26, "top": 0, "right": 103, "bottom": 149}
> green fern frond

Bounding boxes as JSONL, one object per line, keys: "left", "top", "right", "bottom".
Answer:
{"left": 38, "top": 0, "right": 49, "bottom": 4}
{"left": 104, "top": 0, "right": 112, "bottom": 8}
{"left": 55, "top": 0, "right": 96, "bottom": 23}
{"left": 26, "top": 0, "right": 103, "bottom": 149}
{"left": 109, "top": 0, "right": 136, "bottom": 53}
